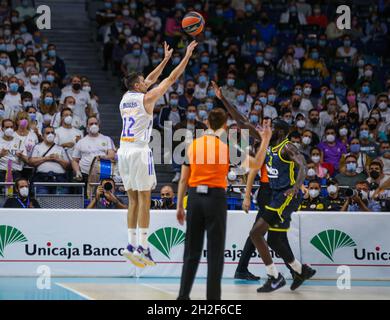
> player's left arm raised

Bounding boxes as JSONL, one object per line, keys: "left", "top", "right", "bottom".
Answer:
{"left": 144, "top": 41, "right": 173, "bottom": 89}
{"left": 282, "top": 143, "right": 307, "bottom": 198}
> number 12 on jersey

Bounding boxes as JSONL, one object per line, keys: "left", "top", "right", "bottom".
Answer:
{"left": 122, "top": 116, "right": 135, "bottom": 137}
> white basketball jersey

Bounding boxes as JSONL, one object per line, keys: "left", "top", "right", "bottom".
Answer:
{"left": 119, "top": 92, "right": 153, "bottom": 146}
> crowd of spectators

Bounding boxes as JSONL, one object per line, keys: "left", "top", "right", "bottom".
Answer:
{"left": 95, "top": 0, "right": 390, "bottom": 211}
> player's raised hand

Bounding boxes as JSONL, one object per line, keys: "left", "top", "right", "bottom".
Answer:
{"left": 211, "top": 81, "right": 222, "bottom": 99}
{"left": 163, "top": 41, "right": 173, "bottom": 61}
{"left": 257, "top": 119, "right": 272, "bottom": 142}
{"left": 185, "top": 40, "right": 198, "bottom": 57}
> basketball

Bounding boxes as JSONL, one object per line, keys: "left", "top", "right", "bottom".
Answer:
{"left": 181, "top": 11, "right": 204, "bottom": 36}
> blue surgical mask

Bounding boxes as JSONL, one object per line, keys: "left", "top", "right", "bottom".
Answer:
{"left": 198, "top": 75, "right": 207, "bottom": 83}
{"left": 294, "top": 88, "right": 302, "bottom": 96}
{"left": 143, "top": 43, "right": 150, "bottom": 49}
{"left": 15, "top": 67, "right": 23, "bottom": 74}
{"left": 208, "top": 90, "right": 215, "bottom": 97}
{"left": 350, "top": 144, "right": 360, "bottom": 153}
{"left": 362, "top": 86, "right": 370, "bottom": 94}
{"left": 0, "top": 44, "right": 6, "bottom": 51}
{"left": 28, "top": 113, "right": 36, "bottom": 121}
{"left": 250, "top": 115, "right": 259, "bottom": 123}
{"left": 48, "top": 49, "right": 56, "bottom": 57}
{"left": 255, "top": 56, "right": 264, "bottom": 64}
{"left": 237, "top": 95, "right": 245, "bottom": 103}
{"left": 259, "top": 97, "right": 267, "bottom": 105}
{"left": 20, "top": 27, "right": 27, "bottom": 33}
{"left": 318, "top": 40, "right": 326, "bottom": 47}
{"left": 254, "top": 104, "right": 262, "bottom": 111}
{"left": 42, "top": 43, "right": 48, "bottom": 50}
{"left": 205, "top": 102, "right": 213, "bottom": 111}
{"left": 200, "top": 56, "right": 209, "bottom": 64}
{"left": 227, "top": 79, "right": 235, "bottom": 87}
{"left": 44, "top": 96, "right": 54, "bottom": 105}
{"left": 170, "top": 98, "right": 178, "bottom": 106}
{"left": 360, "top": 130, "right": 369, "bottom": 139}
{"left": 46, "top": 75, "right": 55, "bottom": 82}
{"left": 9, "top": 83, "right": 19, "bottom": 92}
{"left": 198, "top": 110, "right": 208, "bottom": 119}
{"left": 268, "top": 94, "right": 276, "bottom": 102}
{"left": 133, "top": 49, "right": 141, "bottom": 56}
{"left": 0, "top": 58, "right": 7, "bottom": 65}
{"left": 187, "top": 112, "right": 196, "bottom": 121}
{"left": 16, "top": 44, "right": 24, "bottom": 51}
{"left": 346, "top": 162, "right": 357, "bottom": 172}
{"left": 311, "top": 52, "right": 319, "bottom": 60}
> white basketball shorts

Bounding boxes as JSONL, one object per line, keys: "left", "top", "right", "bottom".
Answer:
{"left": 117, "top": 145, "right": 157, "bottom": 191}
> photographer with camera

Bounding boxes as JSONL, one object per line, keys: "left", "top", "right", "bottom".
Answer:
{"left": 324, "top": 178, "right": 348, "bottom": 211}
{"left": 87, "top": 178, "right": 126, "bottom": 209}
{"left": 151, "top": 185, "right": 176, "bottom": 210}
{"left": 342, "top": 180, "right": 381, "bottom": 212}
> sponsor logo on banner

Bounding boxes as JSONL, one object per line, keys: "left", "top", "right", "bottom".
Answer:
{"left": 0, "top": 225, "right": 28, "bottom": 257}
{"left": 148, "top": 227, "right": 185, "bottom": 259}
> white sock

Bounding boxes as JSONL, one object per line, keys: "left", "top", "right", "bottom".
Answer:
{"left": 128, "top": 228, "right": 137, "bottom": 247}
{"left": 265, "top": 263, "right": 279, "bottom": 278}
{"left": 139, "top": 228, "right": 149, "bottom": 249}
{"left": 289, "top": 259, "right": 302, "bottom": 274}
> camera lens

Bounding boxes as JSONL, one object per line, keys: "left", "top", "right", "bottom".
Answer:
{"left": 344, "top": 188, "right": 354, "bottom": 197}
{"left": 103, "top": 182, "right": 113, "bottom": 191}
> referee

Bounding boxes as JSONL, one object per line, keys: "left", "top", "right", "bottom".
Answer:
{"left": 176, "top": 108, "right": 271, "bottom": 300}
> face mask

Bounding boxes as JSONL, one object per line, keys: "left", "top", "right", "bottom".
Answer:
{"left": 30, "top": 75, "right": 39, "bottom": 83}
{"left": 255, "top": 56, "right": 264, "bottom": 64}
{"left": 294, "top": 88, "right": 302, "bottom": 96}
{"left": 48, "top": 50, "right": 56, "bottom": 58}
{"left": 205, "top": 102, "right": 213, "bottom": 111}
{"left": 339, "top": 128, "right": 348, "bottom": 136}
{"left": 326, "top": 134, "right": 336, "bottom": 143}
{"left": 257, "top": 70, "right": 265, "bottom": 78}
{"left": 360, "top": 130, "right": 369, "bottom": 139}
{"left": 0, "top": 58, "right": 7, "bottom": 65}
{"left": 4, "top": 128, "right": 14, "bottom": 137}
{"left": 4, "top": 29, "right": 11, "bottom": 36}
{"left": 44, "top": 96, "right": 54, "bottom": 105}
{"left": 268, "top": 94, "right": 276, "bottom": 103}
{"left": 327, "top": 185, "right": 338, "bottom": 195}
{"left": 309, "top": 189, "right": 320, "bottom": 198}
{"left": 364, "top": 69, "right": 373, "bottom": 78}
{"left": 46, "top": 75, "right": 55, "bottom": 82}
{"left": 19, "top": 119, "right": 28, "bottom": 128}
{"left": 350, "top": 144, "right": 360, "bottom": 153}
{"left": 23, "top": 100, "right": 32, "bottom": 108}
{"left": 83, "top": 86, "right": 91, "bottom": 93}
{"left": 311, "top": 52, "right": 319, "bottom": 60}
{"left": 170, "top": 98, "right": 178, "bottom": 106}
{"left": 227, "top": 57, "right": 236, "bottom": 64}
{"left": 187, "top": 112, "right": 196, "bottom": 121}
{"left": 370, "top": 170, "right": 380, "bottom": 180}
{"left": 346, "top": 162, "right": 357, "bottom": 172}
{"left": 16, "top": 44, "right": 24, "bottom": 51}
{"left": 250, "top": 115, "right": 259, "bottom": 123}
{"left": 198, "top": 75, "right": 207, "bottom": 84}
{"left": 236, "top": 95, "right": 245, "bottom": 103}
{"left": 284, "top": 118, "right": 293, "bottom": 125}
{"left": 336, "top": 75, "right": 343, "bottom": 82}
{"left": 227, "top": 79, "right": 235, "bottom": 87}
{"left": 344, "top": 40, "right": 351, "bottom": 47}
{"left": 186, "top": 88, "right": 195, "bottom": 95}
{"left": 378, "top": 102, "right": 387, "bottom": 110}
{"left": 64, "top": 115, "right": 73, "bottom": 125}
{"left": 259, "top": 97, "right": 267, "bottom": 105}
{"left": 318, "top": 40, "right": 326, "bottom": 47}
{"left": 303, "top": 87, "right": 312, "bottom": 96}
{"left": 72, "top": 83, "right": 81, "bottom": 91}
{"left": 293, "top": 142, "right": 301, "bottom": 149}
{"left": 46, "top": 133, "right": 55, "bottom": 143}
{"left": 254, "top": 104, "right": 262, "bottom": 112}
{"left": 264, "top": 53, "right": 272, "bottom": 60}
{"left": 143, "top": 43, "right": 150, "bottom": 50}
{"left": 297, "top": 120, "right": 306, "bottom": 128}
{"left": 302, "top": 136, "right": 311, "bottom": 145}
{"left": 362, "top": 86, "right": 370, "bottom": 94}
{"left": 207, "top": 90, "right": 215, "bottom": 97}
{"left": 43, "top": 113, "right": 52, "bottom": 123}
{"left": 89, "top": 124, "right": 99, "bottom": 134}
{"left": 9, "top": 83, "right": 19, "bottom": 92}
{"left": 307, "top": 168, "right": 316, "bottom": 177}
{"left": 124, "top": 28, "right": 131, "bottom": 36}
{"left": 122, "top": 10, "right": 130, "bottom": 16}
{"left": 357, "top": 59, "right": 365, "bottom": 67}
{"left": 198, "top": 110, "right": 208, "bottom": 119}
{"left": 19, "top": 187, "right": 29, "bottom": 198}
{"left": 28, "top": 113, "right": 36, "bottom": 121}
{"left": 201, "top": 56, "right": 209, "bottom": 64}
{"left": 0, "top": 109, "right": 4, "bottom": 118}
{"left": 311, "top": 155, "right": 320, "bottom": 163}
{"left": 326, "top": 95, "right": 335, "bottom": 101}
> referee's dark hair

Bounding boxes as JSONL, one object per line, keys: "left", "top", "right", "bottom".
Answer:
{"left": 208, "top": 108, "right": 228, "bottom": 131}
{"left": 124, "top": 72, "right": 143, "bottom": 90}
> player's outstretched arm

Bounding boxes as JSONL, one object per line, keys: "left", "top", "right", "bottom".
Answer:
{"left": 144, "top": 41, "right": 173, "bottom": 89}
{"left": 144, "top": 41, "right": 198, "bottom": 114}
{"left": 246, "top": 120, "right": 271, "bottom": 170}
{"left": 283, "top": 143, "right": 308, "bottom": 198}
{"left": 211, "top": 81, "right": 261, "bottom": 142}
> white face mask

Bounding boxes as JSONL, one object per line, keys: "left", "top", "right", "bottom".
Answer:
{"left": 43, "top": 113, "right": 52, "bottom": 123}
{"left": 67, "top": 104, "right": 75, "bottom": 110}
{"left": 46, "top": 133, "right": 55, "bottom": 143}
{"left": 83, "top": 86, "right": 91, "bottom": 93}
{"left": 297, "top": 120, "right": 306, "bottom": 128}
{"left": 89, "top": 124, "right": 99, "bottom": 134}
{"left": 327, "top": 185, "right": 338, "bottom": 195}
{"left": 339, "top": 128, "right": 348, "bottom": 136}
{"left": 307, "top": 168, "right": 316, "bottom": 177}
{"left": 326, "top": 134, "right": 336, "bottom": 143}
{"left": 302, "top": 136, "right": 311, "bottom": 145}
{"left": 309, "top": 189, "right": 320, "bottom": 198}
{"left": 360, "top": 190, "right": 368, "bottom": 200}
{"left": 227, "top": 170, "right": 237, "bottom": 181}
{"left": 19, "top": 186, "right": 29, "bottom": 198}
{"left": 311, "top": 155, "right": 320, "bottom": 163}
{"left": 378, "top": 102, "right": 387, "bottom": 110}
{"left": 303, "top": 87, "right": 312, "bottom": 96}
{"left": 64, "top": 115, "right": 73, "bottom": 125}
{"left": 4, "top": 127, "right": 14, "bottom": 137}
{"left": 30, "top": 75, "right": 39, "bottom": 83}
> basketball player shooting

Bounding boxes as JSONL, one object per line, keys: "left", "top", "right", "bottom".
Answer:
{"left": 118, "top": 41, "right": 198, "bottom": 268}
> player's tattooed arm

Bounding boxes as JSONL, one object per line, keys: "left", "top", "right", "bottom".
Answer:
{"left": 211, "top": 81, "right": 261, "bottom": 142}
{"left": 282, "top": 143, "right": 307, "bottom": 198}
{"left": 144, "top": 41, "right": 173, "bottom": 89}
